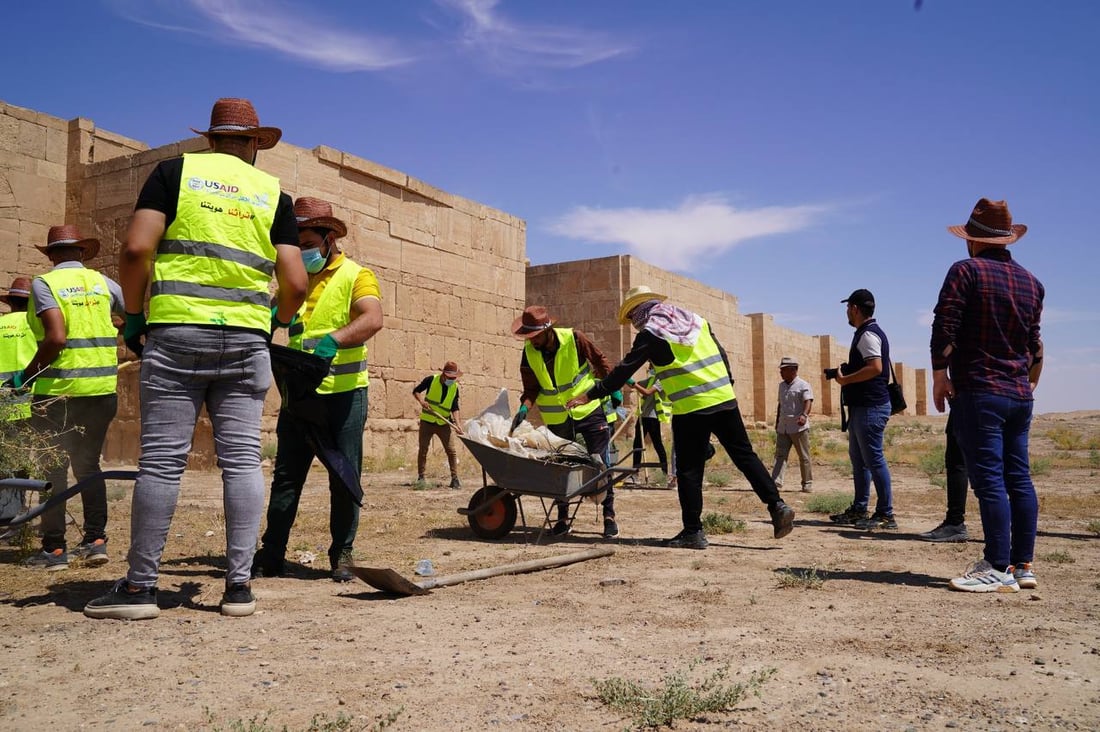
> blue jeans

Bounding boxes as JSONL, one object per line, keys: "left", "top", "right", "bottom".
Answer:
{"left": 847, "top": 403, "right": 893, "bottom": 515}
{"left": 951, "top": 391, "right": 1036, "bottom": 569}
{"left": 127, "top": 327, "right": 270, "bottom": 588}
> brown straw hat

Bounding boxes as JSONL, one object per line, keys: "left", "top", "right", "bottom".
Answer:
{"left": 441, "top": 361, "right": 463, "bottom": 378}
{"left": 191, "top": 98, "right": 282, "bottom": 150}
{"left": 947, "top": 198, "right": 1027, "bottom": 245}
{"left": 293, "top": 197, "right": 348, "bottom": 238}
{"left": 511, "top": 305, "right": 555, "bottom": 339}
{"left": 617, "top": 285, "right": 668, "bottom": 324}
{"left": 34, "top": 224, "right": 100, "bottom": 261}
{"left": 0, "top": 276, "right": 32, "bottom": 306}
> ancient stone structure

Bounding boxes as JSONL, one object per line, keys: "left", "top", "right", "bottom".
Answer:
{"left": 1, "top": 98, "right": 924, "bottom": 467}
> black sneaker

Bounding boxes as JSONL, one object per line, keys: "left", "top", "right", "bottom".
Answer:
{"left": 221, "top": 582, "right": 256, "bottom": 617}
{"left": 550, "top": 520, "right": 571, "bottom": 537}
{"left": 603, "top": 518, "right": 620, "bottom": 538}
{"left": 449, "top": 476, "right": 461, "bottom": 489}
{"left": 330, "top": 549, "right": 354, "bottom": 583}
{"left": 73, "top": 538, "right": 109, "bottom": 566}
{"left": 84, "top": 579, "right": 159, "bottom": 620}
{"left": 250, "top": 548, "right": 285, "bottom": 579}
{"left": 769, "top": 502, "right": 796, "bottom": 539}
{"left": 829, "top": 506, "right": 868, "bottom": 525}
{"left": 919, "top": 522, "right": 968, "bottom": 542}
{"left": 663, "top": 529, "right": 708, "bottom": 550}
{"left": 853, "top": 513, "right": 898, "bottom": 531}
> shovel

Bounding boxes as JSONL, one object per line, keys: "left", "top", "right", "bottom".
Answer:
{"left": 350, "top": 546, "right": 613, "bottom": 596}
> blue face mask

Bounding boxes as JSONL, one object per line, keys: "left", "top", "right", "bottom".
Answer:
{"left": 442, "top": 378, "right": 455, "bottom": 386}
{"left": 301, "top": 247, "right": 326, "bottom": 274}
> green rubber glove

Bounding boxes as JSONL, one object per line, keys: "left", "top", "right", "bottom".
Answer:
{"left": 270, "top": 306, "right": 294, "bottom": 330}
{"left": 123, "top": 312, "right": 147, "bottom": 357}
{"left": 510, "top": 404, "right": 528, "bottom": 433}
{"left": 312, "top": 333, "right": 340, "bottom": 360}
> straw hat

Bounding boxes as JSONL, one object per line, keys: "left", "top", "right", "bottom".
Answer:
{"left": 511, "top": 305, "right": 554, "bottom": 339}
{"left": 35, "top": 224, "right": 100, "bottom": 261}
{"left": 192, "top": 98, "right": 281, "bottom": 150}
{"left": 617, "top": 285, "right": 668, "bottom": 324}
{"left": 947, "top": 198, "right": 1027, "bottom": 245}
{"left": 293, "top": 197, "right": 348, "bottom": 238}
{"left": 0, "top": 276, "right": 31, "bottom": 306}
{"left": 441, "top": 361, "right": 463, "bottom": 378}
{"left": 779, "top": 356, "right": 798, "bottom": 369}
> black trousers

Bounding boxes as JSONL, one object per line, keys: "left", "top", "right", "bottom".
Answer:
{"left": 549, "top": 409, "right": 614, "bottom": 520}
{"left": 671, "top": 403, "right": 781, "bottom": 532}
{"left": 633, "top": 416, "right": 668, "bottom": 474}
{"left": 944, "top": 410, "right": 969, "bottom": 525}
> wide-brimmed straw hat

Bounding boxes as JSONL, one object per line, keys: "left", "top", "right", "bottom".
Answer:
{"left": 35, "top": 225, "right": 100, "bottom": 261}
{"left": 0, "top": 276, "right": 32, "bottom": 306}
{"left": 779, "top": 356, "right": 798, "bottom": 369}
{"left": 293, "top": 197, "right": 348, "bottom": 238}
{"left": 441, "top": 361, "right": 463, "bottom": 378}
{"left": 617, "top": 285, "right": 668, "bottom": 324}
{"left": 191, "top": 98, "right": 282, "bottom": 150}
{"left": 511, "top": 305, "right": 555, "bottom": 339}
{"left": 947, "top": 198, "right": 1027, "bottom": 245}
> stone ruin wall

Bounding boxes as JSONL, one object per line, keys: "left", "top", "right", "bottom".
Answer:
{"left": 2, "top": 98, "right": 926, "bottom": 470}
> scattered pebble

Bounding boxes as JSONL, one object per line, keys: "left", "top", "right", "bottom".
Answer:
{"left": 599, "top": 578, "right": 626, "bottom": 586}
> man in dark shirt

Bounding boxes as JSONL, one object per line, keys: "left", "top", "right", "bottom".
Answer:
{"left": 933, "top": 198, "right": 1043, "bottom": 594}
{"left": 413, "top": 361, "right": 464, "bottom": 489}
{"left": 568, "top": 286, "right": 794, "bottom": 549}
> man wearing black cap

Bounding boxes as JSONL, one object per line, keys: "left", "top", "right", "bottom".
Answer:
{"left": 827, "top": 288, "right": 896, "bottom": 531}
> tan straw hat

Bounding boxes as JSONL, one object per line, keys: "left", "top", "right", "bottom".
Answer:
{"left": 947, "top": 198, "right": 1027, "bottom": 245}
{"left": 192, "top": 98, "right": 282, "bottom": 150}
{"left": 511, "top": 305, "right": 555, "bottom": 339}
{"left": 293, "top": 197, "right": 348, "bottom": 238}
{"left": 779, "top": 356, "right": 798, "bottom": 369}
{"left": 0, "top": 276, "right": 32, "bottom": 306}
{"left": 617, "top": 285, "right": 668, "bottom": 324}
{"left": 34, "top": 224, "right": 100, "bottom": 261}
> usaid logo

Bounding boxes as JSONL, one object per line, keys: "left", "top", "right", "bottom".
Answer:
{"left": 187, "top": 177, "right": 204, "bottom": 192}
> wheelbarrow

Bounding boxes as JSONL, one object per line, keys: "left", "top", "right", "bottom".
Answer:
{"left": 456, "top": 435, "right": 636, "bottom": 541}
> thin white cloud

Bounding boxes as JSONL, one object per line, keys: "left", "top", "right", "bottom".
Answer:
{"left": 109, "top": 0, "right": 416, "bottom": 71}
{"left": 1037, "top": 307, "right": 1100, "bottom": 325}
{"left": 440, "top": 0, "right": 633, "bottom": 70}
{"left": 548, "top": 194, "right": 827, "bottom": 271}
{"left": 916, "top": 309, "right": 934, "bottom": 328}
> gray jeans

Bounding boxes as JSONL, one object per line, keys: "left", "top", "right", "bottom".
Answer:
{"left": 127, "top": 327, "right": 270, "bottom": 588}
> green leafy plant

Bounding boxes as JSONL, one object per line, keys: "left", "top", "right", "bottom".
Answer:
{"left": 776, "top": 566, "right": 825, "bottom": 590}
{"left": 701, "top": 512, "right": 746, "bottom": 535}
{"left": 1030, "top": 456, "right": 1053, "bottom": 477}
{"left": 706, "top": 471, "right": 731, "bottom": 487}
{"left": 593, "top": 660, "right": 775, "bottom": 730}
{"left": 1038, "top": 550, "right": 1074, "bottom": 565}
{"left": 916, "top": 449, "right": 945, "bottom": 478}
{"left": 805, "top": 492, "right": 851, "bottom": 514}
{"left": 1086, "top": 520, "right": 1100, "bottom": 536}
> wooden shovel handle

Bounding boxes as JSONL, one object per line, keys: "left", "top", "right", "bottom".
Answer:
{"left": 421, "top": 546, "right": 614, "bottom": 590}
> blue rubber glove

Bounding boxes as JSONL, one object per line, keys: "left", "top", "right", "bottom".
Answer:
{"left": 1, "top": 370, "right": 27, "bottom": 389}
{"left": 123, "top": 312, "right": 147, "bottom": 357}
{"left": 312, "top": 333, "right": 339, "bottom": 360}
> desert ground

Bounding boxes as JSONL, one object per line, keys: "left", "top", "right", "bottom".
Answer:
{"left": 1, "top": 412, "right": 1098, "bottom": 731}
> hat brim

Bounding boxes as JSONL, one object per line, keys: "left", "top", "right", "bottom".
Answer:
{"left": 296, "top": 216, "right": 348, "bottom": 239}
{"left": 193, "top": 126, "right": 282, "bottom": 150}
{"left": 946, "top": 223, "right": 1027, "bottom": 245}
{"left": 441, "top": 368, "right": 463, "bottom": 378}
{"left": 511, "top": 314, "right": 554, "bottom": 339}
{"left": 35, "top": 238, "right": 101, "bottom": 261}
{"left": 617, "top": 292, "right": 667, "bottom": 324}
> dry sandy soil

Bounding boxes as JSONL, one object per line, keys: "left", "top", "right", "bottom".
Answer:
{"left": 1, "top": 412, "right": 1098, "bottom": 731}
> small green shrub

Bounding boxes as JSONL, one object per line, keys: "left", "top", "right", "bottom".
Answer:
{"left": 701, "top": 512, "right": 746, "bottom": 535}
{"left": 706, "top": 471, "right": 731, "bottom": 487}
{"left": 1030, "top": 457, "right": 1052, "bottom": 477}
{"left": 1086, "top": 520, "right": 1100, "bottom": 536}
{"left": 805, "top": 492, "right": 851, "bottom": 514}
{"left": 1039, "top": 550, "right": 1074, "bottom": 565}
{"left": 776, "top": 566, "right": 825, "bottom": 590}
{"left": 260, "top": 441, "right": 278, "bottom": 461}
{"left": 917, "top": 449, "right": 945, "bottom": 478}
{"left": 829, "top": 458, "right": 852, "bottom": 477}
{"left": 593, "top": 661, "right": 775, "bottom": 730}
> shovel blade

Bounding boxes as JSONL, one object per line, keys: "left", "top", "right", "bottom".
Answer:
{"left": 349, "top": 566, "right": 430, "bottom": 596}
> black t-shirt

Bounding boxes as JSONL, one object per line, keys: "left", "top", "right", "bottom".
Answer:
{"left": 413, "top": 375, "right": 461, "bottom": 412}
{"left": 135, "top": 157, "right": 298, "bottom": 245}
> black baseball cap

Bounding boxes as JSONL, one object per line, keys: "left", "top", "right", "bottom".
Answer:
{"left": 841, "top": 289, "right": 875, "bottom": 307}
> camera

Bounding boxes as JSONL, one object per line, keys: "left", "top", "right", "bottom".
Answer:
{"left": 823, "top": 367, "right": 839, "bottom": 380}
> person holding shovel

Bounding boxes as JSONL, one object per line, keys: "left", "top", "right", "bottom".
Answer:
{"left": 413, "top": 361, "right": 464, "bottom": 489}
{"left": 511, "top": 305, "right": 620, "bottom": 538}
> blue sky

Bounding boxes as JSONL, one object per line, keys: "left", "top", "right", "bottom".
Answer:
{"left": 4, "top": 1, "right": 1097, "bottom": 414}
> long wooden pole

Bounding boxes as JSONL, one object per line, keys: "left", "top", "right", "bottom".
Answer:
{"left": 421, "top": 546, "right": 614, "bottom": 590}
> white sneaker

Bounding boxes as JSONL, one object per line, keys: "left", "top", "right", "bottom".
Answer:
{"left": 949, "top": 559, "right": 1019, "bottom": 593}
{"left": 1012, "top": 562, "right": 1038, "bottom": 589}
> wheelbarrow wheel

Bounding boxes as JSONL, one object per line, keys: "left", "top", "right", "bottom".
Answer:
{"left": 467, "top": 487, "right": 517, "bottom": 540}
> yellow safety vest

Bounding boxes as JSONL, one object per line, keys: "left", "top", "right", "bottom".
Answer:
{"left": 288, "top": 259, "right": 369, "bottom": 394}
{"left": 652, "top": 320, "right": 735, "bottom": 416}
{"left": 0, "top": 311, "right": 37, "bottom": 420}
{"left": 524, "top": 328, "right": 601, "bottom": 425}
{"left": 26, "top": 268, "right": 117, "bottom": 397}
{"left": 419, "top": 374, "right": 457, "bottom": 425}
{"left": 641, "top": 374, "right": 671, "bottom": 424}
{"left": 151, "top": 153, "right": 280, "bottom": 332}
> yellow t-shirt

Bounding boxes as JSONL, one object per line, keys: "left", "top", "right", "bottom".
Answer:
{"left": 303, "top": 253, "right": 381, "bottom": 313}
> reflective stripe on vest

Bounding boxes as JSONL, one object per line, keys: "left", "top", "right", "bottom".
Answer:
{"left": 287, "top": 259, "right": 369, "bottom": 394}
{"left": 0, "top": 311, "right": 37, "bottom": 419}
{"left": 419, "top": 374, "right": 457, "bottom": 425}
{"left": 642, "top": 374, "right": 671, "bottom": 423}
{"left": 652, "top": 320, "right": 735, "bottom": 415}
{"left": 602, "top": 398, "right": 618, "bottom": 423}
{"left": 524, "top": 328, "right": 601, "bottom": 425}
{"left": 26, "top": 268, "right": 117, "bottom": 397}
{"left": 151, "top": 153, "right": 279, "bottom": 331}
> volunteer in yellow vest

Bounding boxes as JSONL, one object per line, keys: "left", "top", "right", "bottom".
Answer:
{"left": 86, "top": 98, "right": 307, "bottom": 621}
{"left": 511, "top": 306, "right": 620, "bottom": 539}
{"left": 0, "top": 277, "right": 37, "bottom": 422}
{"left": 15, "top": 227, "right": 124, "bottom": 570}
{"left": 254, "top": 197, "right": 383, "bottom": 583}
{"left": 412, "top": 361, "right": 464, "bottom": 490}
{"left": 630, "top": 365, "right": 672, "bottom": 485}
{"left": 568, "top": 286, "right": 796, "bottom": 550}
